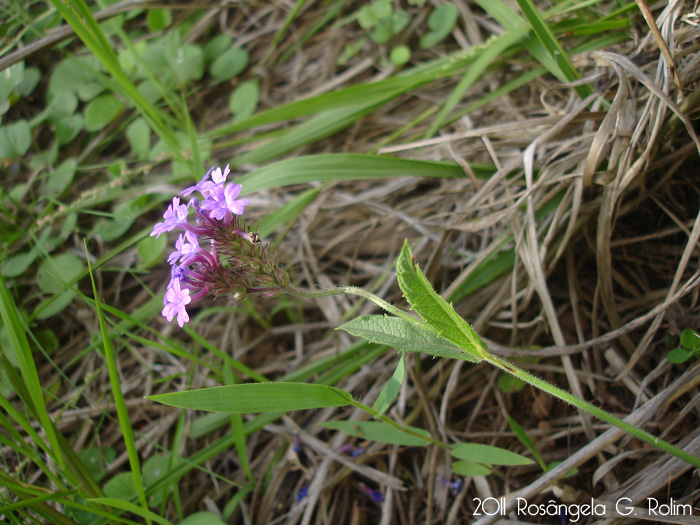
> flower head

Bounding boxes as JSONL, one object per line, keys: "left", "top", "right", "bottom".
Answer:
{"left": 151, "top": 197, "right": 189, "bottom": 238}
{"left": 168, "top": 232, "right": 200, "bottom": 265}
{"left": 162, "top": 277, "right": 191, "bottom": 327}
{"left": 181, "top": 165, "right": 230, "bottom": 198}
{"left": 200, "top": 183, "right": 250, "bottom": 220}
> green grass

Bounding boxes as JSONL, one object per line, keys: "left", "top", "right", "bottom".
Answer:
{"left": 1, "top": 0, "right": 698, "bottom": 522}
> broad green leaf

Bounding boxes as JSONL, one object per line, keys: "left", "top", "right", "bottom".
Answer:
{"left": 147, "top": 383, "right": 353, "bottom": 413}
{"left": 0, "top": 120, "right": 31, "bottom": 160}
{"left": 372, "top": 352, "right": 405, "bottom": 417}
{"left": 84, "top": 94, "right": 124, "bottom": 131}
{"left": 234, "top": 154, "right": 477, "bottom": 195}
{"left": 178, "top": 512, "right": 225, "bottom": 525}
{"left": 396, "top": 241, "right": 487, "bottom": 359}
{"left": 55, "top": 114, "right": 84, "bottom": 145}
{"left": 228, "top": 80, "right": 259, "bottom": 122}
{"left": 209, "top": 47, "right": 248, "bottom": 82}
{"left": 126, "top": 118, "right": 151, "bottom": 160}
{"left": 667, "top": 348, "right": 692, "bottom": 364}
{"left": 452, "top": 460, "right": 492, "bottom": 476}
{"left": 680, "top": 329, "right": 700, "bottom": 351}
{"left": 451, "top": 443, "right": 533, "bottom": 465}
{"left": 104, "top": 472, "right": 136, "bottom": 501}
{"left": 36, "top": 252, "right": 85, "bottom": 319}
{"left": 37, "top": 253, "right": 84, "bottom": 295}
{"left": 46, "top": 158, "right": 77, "bottom": 197}
{"left": 48, "top": 56, "right": 99, "bottom": 97}
{"left": 47, "top": 92, "right": 78, "bottom": 120}
{"left": 338, "top": 315, "right": 480, "bottom": 362}
{"left": 137, "top": 234, "right": 167, "bottom": 268}
{"left": 0, "top": 62, "right": 24, "bottom": 102}
{"left": 2, "top": 250, "right": 38, "bottom": 278}
{"left": 172, "top": 44, "right": 204, "bottom": 87}
{"left": 390, "top": 45, "right": 411, "bottom": 66}
{"left": 321, "top": 420, "right": 431, "bottom": 446}
{"left": 142, "top": 453, "right": 173, "bottom": 507}
{"left": 420, "top": 4, "right": 459, "bottom": 49}
{"left": 203, "top": 34, "right": 233, "bottom": 63}
{"left": 147, "top": 9, "right": 172, "bottom": 32}
{"left": 77, "top": 447, "right": 116, "bottom": 482}
{"left": 497, "top": 374, "right": 526, "bottom": 393}
{"left": 16, "top": 67, "right": 41, "bottom": 97}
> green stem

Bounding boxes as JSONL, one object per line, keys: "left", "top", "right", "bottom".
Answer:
{"left": 487, "top": 354, "right": 700, "bottom": 469}
{"left": 285, "top": 284, "right": 700, "bottom": 468}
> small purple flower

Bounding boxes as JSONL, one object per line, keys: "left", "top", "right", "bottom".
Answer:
{"left": 338, "top": 445, "right": 365, "bottom": 457}
{"left": 162, "top": 277, "right": 191, "bottom": 327}
{"left": 167, "top": 232, "right": 200, "bottom": 265}
{"left": 181, "top": 165, "right": 230, "bottom": 198}
{"left": 360, "top": 484, "right": 383, "bottom": 504}
{"left": 151, "top": 197, "right": 189, "bottom": 238}
{"left": 297, "top": 485, "right": 308, "bottom": 502}
{"left": 293, "top": 433, "right": 302, "bottom": 454}
{"left": 441, "top": 477, "right": 463, "bottom": 492}
{"left": 200, "top": 183, "right": 250, "bottom": 220}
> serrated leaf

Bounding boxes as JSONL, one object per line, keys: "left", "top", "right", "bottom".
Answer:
{"left": 321, "top": 420, "right": 431, "bottom": 446}
{"left": 209, "top": 47, "right": 248, "bottom": 82}
{"left": 147, "top": 383, "right": 353, "bottom": 413}
{"left": 372, "top": 353, "right": 405, "bottom": 417}
{"left": 338, "top": 315, "right": 480, "bottom": 362}
{"left": 0, "top": 120, "right": 31, "bottom": 160}
{"left": 451, "top": 443, "right": 533, "bottom": 466}
{"left": 452, "top": 460, "right": 492, "bottom": 476}
{"left": 396, "top": 241, "right": 487, "bottom": 359}
{"left": 84, "top": 94, "right": 124, "bottom": 131}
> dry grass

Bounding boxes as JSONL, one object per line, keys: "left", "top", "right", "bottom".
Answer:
{"left": 5, "top": 0, "right": 700, "bottom": 523}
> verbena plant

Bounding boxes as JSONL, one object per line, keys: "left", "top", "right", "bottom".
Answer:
{"left": 144, "top": 169, "right": 700, "bottom": 476}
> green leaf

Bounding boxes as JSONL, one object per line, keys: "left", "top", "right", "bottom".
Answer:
{"left": 147, "top": 9, "right": 172, "bottom": 32}
{"left": 396, "top": 241, "right": 487, "bottom": 359}
{"left": 507, "top": 415, "right": 545, "bottom": 470}
{"left": 390, "top": 45, "right": 411, "bottom": 66}
{"left": 147, "top": 383, "right": 353, "bottom": 413}
{"left": 77, "top": 447, "right": 116, "bottom": 483}
{"left": 204, "top": 34, "right": 233, "bottom": 63}
{"left": 126, "top": 118, "right": 151, "bottom": 160}
{"left": 667, "top": 348, "right": 692, "bottom": 364}
{"left": 209, "top": 47, "right": 249, "bottom": 82}
{"left": 0, "top": 120, "right": 31, "bottom": 160}
{"left": 84, "top": 94, "right": 125, "bottom": 131}
{"left": 179, "top": 512, "right": 225, "bottom": 525}
{"left": 2, "top": 250, "right": 38, "bottom": 278}
{"left": 452, "top": 460, "right": 492, "bottom": 476}
{"left": 48, "top": 56, "right": 99, "bottom": 97}
{"left": 46, "top": 158, "right": 77, "bottom": 198}
{"left": 87, "top": 497, "right": 174, "bottom": 525}
{"left": 17, "top": 66, "right": 41, "bottom": 97}
{"left": 321, "top": 420, "right": 431, "bottom": 446}
{"left": 172, "top": 44, "right": 204, "bottom": 87}
{"left": 339, "top": 315, "right": 480, "bottom": 362}
{"left": 137, "top": 234, "right": 167, "bottom": 268}
{"left": 228, "top": 80, "right": 259, "bottom": 122}
{"left": 35, "top": 253, "right": 85, "bottom": 319}
{"left": 47, "top": 93, "right": 80, "bottom": 121}
{"left": 420, "top": 4, "right": 459, "bottom": 49}
{"left": 680, "top": 329, "right": 700, "bottom": 351}
{"left": 451, "top": 443, "right": 533, "bottom": 465}
{"left": 235, "top": 154, "right": 473, "bottom": 195}
{"left": 372, "top": 353, "right": 405, "bottom": 417}
{"left": 497, "top": 374, "right": 526, "bottom": 393}
{"left": 54, "top": 114, "right": 84, "bottom": 145}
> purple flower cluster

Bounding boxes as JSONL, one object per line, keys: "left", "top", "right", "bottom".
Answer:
{"left": 152, "top": 165, "right": 268, "bottom": 327}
